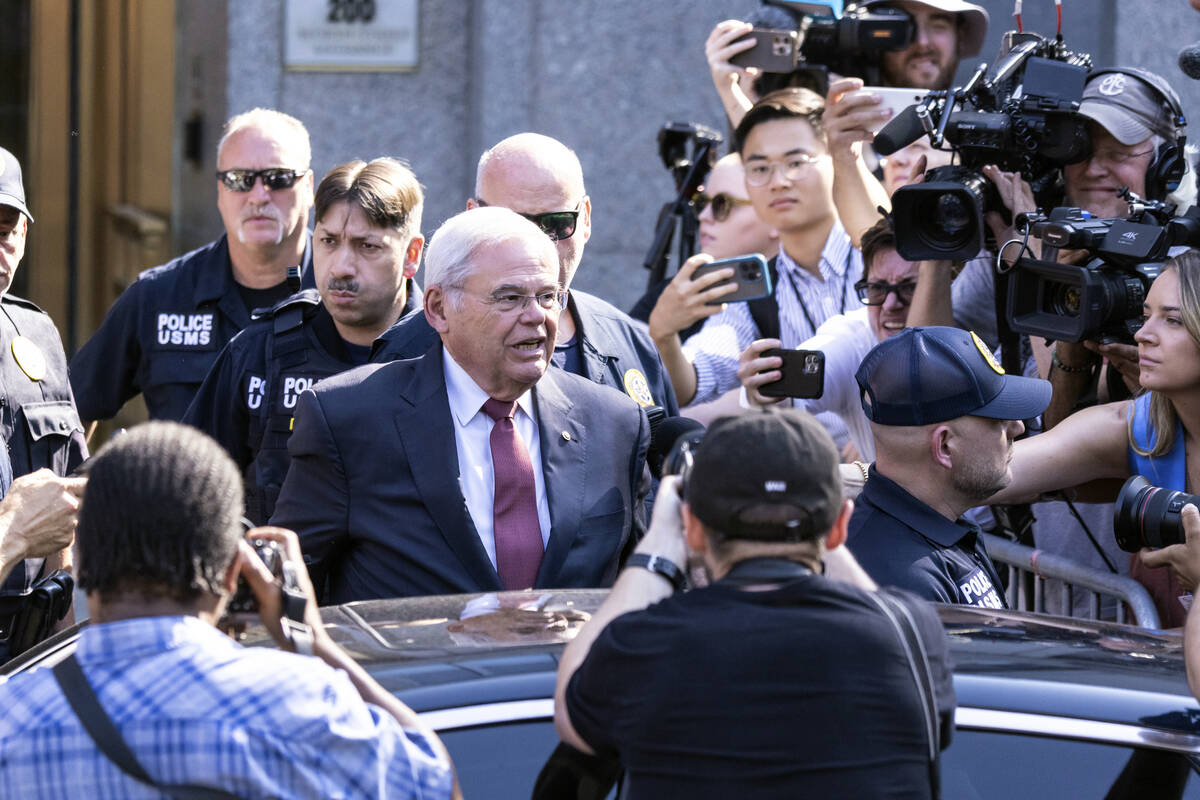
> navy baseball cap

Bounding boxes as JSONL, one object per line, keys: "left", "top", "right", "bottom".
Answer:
{"left": 0, "top": 147, "right": 32, "bottom": 222}
{"left": 856, "top": 326, "right": 1051, "bottom": 426}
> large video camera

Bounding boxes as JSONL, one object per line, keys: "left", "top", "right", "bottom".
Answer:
{"left": 1006, "top": 199, "right": 1200, "bottom": 343}
{"left": 736, "top": 1, "right": 913, "bottom": 96}
{"left": 884, "top": 32, "right": 1093, "bottom": 261}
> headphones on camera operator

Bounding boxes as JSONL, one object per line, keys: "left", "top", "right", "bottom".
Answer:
{"left": 1084, "top": 67, "right": 1188, "bottom": 201}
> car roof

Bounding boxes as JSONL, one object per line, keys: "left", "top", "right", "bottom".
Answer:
{"left": 6, "top": 589, "right": 1199, "bottom": 736}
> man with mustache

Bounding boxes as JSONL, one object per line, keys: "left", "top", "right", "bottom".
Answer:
{"left": 847, "top": 326, "right": 1050, "bottom": 607}
{"left": 70, "top": 108, "right": 316, "bottom": 423}
{"left": 184, "top": 158, "right": 423, "bottom": 524}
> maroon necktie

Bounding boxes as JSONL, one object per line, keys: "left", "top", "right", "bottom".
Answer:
{"left": 482, "top": 398, "right": 544, "bottom": 590}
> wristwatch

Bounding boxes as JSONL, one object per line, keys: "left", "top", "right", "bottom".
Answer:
{"left": 626, "top": 553, "right": 686, "bottom": 592}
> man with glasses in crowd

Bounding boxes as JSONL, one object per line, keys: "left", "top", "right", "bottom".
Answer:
{"left": 71, "top": 108, "right": 316, "bottom": 423}
{"left": 272, "top": 206, "right": 650, "bottom": 601}
{"left": 183, "top": 158, "right": 424, "bottom": 524}
{"left": 653, "top": 89, "right": 863, "bottom": 450}
{"left": 373, "top": 132, "right": 678, "bottom": 416}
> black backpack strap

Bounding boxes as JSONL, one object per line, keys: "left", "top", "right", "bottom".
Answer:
{"left": 52, "top": 654, "right": 241, "bottom": 799}
{"left": 867, "top": 591, "right": 942, "bottom": 800}
{"left": 746, "top": 255, "right": 780, "bottom": 341}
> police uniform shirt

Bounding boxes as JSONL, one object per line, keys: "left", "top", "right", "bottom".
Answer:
{"left": 372, "top": 288, "right": 680, "bottom": 416}
{"left": 182, "top": 281, "right": 420, "bottom": 524}
{"left": 848, "top": 466, "right": 1007, "bottom": 609}
{"left": 0, "top": 295, "right": 87, "bottom": 600}
{"left": 70, "top": 233, "right": 314, "bottom": 423}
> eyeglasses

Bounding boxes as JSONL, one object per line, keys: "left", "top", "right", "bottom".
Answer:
{"left": 475, "top": 198, "right": 583, "bottom": 241}
{"left": 215, "top": 168, "right": 308, "bottom": 192}
{"left": 854, "top": 279, "right": 917, "bottom": 306}
{"left": 460, "top": 288, "right": 570, "bottom": 314}
{"left": 1087, "top": 148, "right": 1156, "bottom": 167}
{"left": 744, "top": 153, "right": 828, "bottom": 186}
{"left": 692, "top": 192, "right": 753, "bottom": 221}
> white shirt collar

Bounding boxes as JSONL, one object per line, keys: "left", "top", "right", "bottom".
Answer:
{"left": 442, "top": 346, "right": 536, "bottom": 426}
{"left": 777, "top": 218, "right": 853, "bottom": 278}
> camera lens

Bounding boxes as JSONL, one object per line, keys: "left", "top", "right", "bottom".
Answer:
{"left": 1113, "top": 475, "right": 1200, "bottom": 552}
{"left": 743, "top": 265, "right": 762, "bottom": 281}
{"left": 1049, "top": 283, "right": 1082, "bottom": 316}
{"left": 935, "top": 194, "right": 971, "bottom": 238}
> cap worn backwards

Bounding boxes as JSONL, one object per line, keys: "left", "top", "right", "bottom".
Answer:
{"left": 686, "top": 408, "right": 842, "bottom": 542}
{"left": 856, "top": 326, "right": 1051, "bottom": 426}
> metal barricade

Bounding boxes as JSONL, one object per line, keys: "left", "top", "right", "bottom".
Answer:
{"left": 981, "top": 533, "right": 1162, "bottom": 629}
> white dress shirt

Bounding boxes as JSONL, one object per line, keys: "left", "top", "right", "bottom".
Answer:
{"left": 442, "top": 348, "right": 552, "bottom": 570}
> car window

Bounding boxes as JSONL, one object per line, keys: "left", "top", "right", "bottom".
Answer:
{"left": 439, "top": 720, "right": 563, "bottom": 798}
{"left": 944, "top": 729, "right": 1200, "bottom": 799}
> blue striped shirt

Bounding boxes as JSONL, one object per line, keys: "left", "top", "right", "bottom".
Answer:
{"left": 0, "top": 615, "right": 452, "bottom": 799}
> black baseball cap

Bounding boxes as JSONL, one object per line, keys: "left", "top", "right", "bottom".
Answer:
{"left": 686, "top": 409, "right": 842, "bottom": 542}
{"left": 856, "top": 326, "right": 1051, "bottom": 426}
{"left": 0, "top": 147, "right": 32, "bottom": 222}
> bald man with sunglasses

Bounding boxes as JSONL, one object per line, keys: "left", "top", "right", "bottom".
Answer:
{"left": 71, "top": 108, "right": 317, "bottom": 423}
{"left": 372, "top": 133, "right": 679, "bottom": 417}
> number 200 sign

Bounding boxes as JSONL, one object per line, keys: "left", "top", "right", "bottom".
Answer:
{"left": 285, "top": 0, "right": 417, "bottom": 71}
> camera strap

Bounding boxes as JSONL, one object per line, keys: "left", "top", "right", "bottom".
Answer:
{"left": 52, "top": 654, "right": 242, "bottom": 799}
{"left": 279, "top": 562, "right": 314, "bottom": 656}
{"left": 865, "top": 590, "right": 943, "bottom": 800}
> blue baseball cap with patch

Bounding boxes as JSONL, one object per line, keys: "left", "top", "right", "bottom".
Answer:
{"left": 0, "top": 147, "right": 32, "bottom": 222}
{"left": 856, "top": 326, "right": 1051, "bottom": 426}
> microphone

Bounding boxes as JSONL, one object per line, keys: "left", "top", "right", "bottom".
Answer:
{"left": 1180, "top": 42, "right": 1200, "bottom": 79}
{"left": 873, "top": 103, "right": 926, "bottom": 156}
{"left": 647, "top": 414, "right": 706, "bottom": 479}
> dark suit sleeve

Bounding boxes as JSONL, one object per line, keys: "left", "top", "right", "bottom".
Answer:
{"left": 70, "top": 282, "right": 144, "bottom": 422}
{"left": 270, "top": 389, "right": 350, "bottom": 582}
{"left": 182, "top": 336, "right": 252, "bottom": 470}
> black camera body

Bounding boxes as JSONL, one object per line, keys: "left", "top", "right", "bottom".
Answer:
{"left": 891, "top": 33, "right": 1092, "bottom": 261}
{"left": 226, "top": 538, "right": 283, "bottom": 616}
{"left": 742, "top": 1, "right": 914, "bottom": 95}
{"left": 1114, "top": 475, "right": 1200, "bottom": 552}
{"left": 1007, "top": 203, "right": 1200, "bottom": 343}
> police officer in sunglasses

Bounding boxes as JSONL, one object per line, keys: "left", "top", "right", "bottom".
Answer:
{"left": 373, "top": 132, "right": 679, "bottom": 418}
{"left": 70, "top": 108, "right": 317, "bottom": 424}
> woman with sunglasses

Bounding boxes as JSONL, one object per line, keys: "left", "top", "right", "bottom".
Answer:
{"left": 644, "top": 153, "right": 777, "bottom": 421}
{"left": 983, "top": 251, "right": 1200, "bottom": 627}
{"left": 738, "top": 218, "right": 917, "bottom": 462}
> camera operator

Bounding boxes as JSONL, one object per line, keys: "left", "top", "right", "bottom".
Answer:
{"left": 555, "top": 409, "right": 954, "bottom": 798}
{"left": 910, "top": 67, "right": 1190, "bottom": 408}
{"left": 0, "top": 421, "right": 457, "bottom": 797}
{"left": 706, "top": 1, "right": 989, "bottom": 127}
{"left": 987, "top": 251, "right": 1200, "bottom": 627}
{"left": 737, "top": 217, "right": 914, "bottom": 462}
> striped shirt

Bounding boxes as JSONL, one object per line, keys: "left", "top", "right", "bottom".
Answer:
{"left": 684, "top": 220, "right": 864, "bottom": 405}
{"left": 0, "top": 615, "right": 452, "bottom": 799}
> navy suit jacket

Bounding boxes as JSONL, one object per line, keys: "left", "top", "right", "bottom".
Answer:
{"left": 271, "top": 344, "right": 651, "bottom": 601}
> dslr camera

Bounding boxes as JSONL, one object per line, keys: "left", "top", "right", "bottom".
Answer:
{"left": 225, "top": 537, "right": 284, "bottom": 617}
{"left": 887, "top": 32, "right": 1092, "bottom": 261}
{"left": 1114, "top": 475, "right": 1200, "bottom": 552}
{"left": 734, "top": 1, "right": 914, "bottom": 95}
{"left": 1006, "top": 200, "right": 1200, "bottom": 343}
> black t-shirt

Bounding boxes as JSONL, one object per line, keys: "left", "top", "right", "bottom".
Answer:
{"left": 565, "top": 574, "right": 955, "bottom": 800}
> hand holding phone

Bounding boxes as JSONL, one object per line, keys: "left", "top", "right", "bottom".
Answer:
{"left": 758, "top": 348, "right": 825, "bottom": 399}
{"left": 691, "top": 254, "right": 774, "bottom": 306}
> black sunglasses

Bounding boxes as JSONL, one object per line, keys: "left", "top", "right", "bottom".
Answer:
{"left": 692, "top": 192, "right": 752, "bottom": 222}
{"left": 475, "top": 198, "right": 582, "bottom": 242}
{"left": 854, "top": 279, "right": 917, "bottom": 306}
{"left": 216, "top": 168, "right": 308, "bottom": 192}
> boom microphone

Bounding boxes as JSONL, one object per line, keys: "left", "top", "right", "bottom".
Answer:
{"left": 1180, "top": 41, "right": 1200, "bottom": 80}
{"left": 873, "top": 103, "right": 926, "bottom": 156}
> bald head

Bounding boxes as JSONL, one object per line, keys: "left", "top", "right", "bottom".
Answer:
{"left": 472, "top": 133, "right": 592, "bottom": 286}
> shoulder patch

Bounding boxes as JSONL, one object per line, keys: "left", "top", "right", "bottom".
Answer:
{"left": 623, "top": 369, "right": 655, "bottom": 407}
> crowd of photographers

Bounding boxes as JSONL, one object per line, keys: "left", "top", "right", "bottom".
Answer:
{"left": 3, "top": 0, "right": 1200, "bottom": 795}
